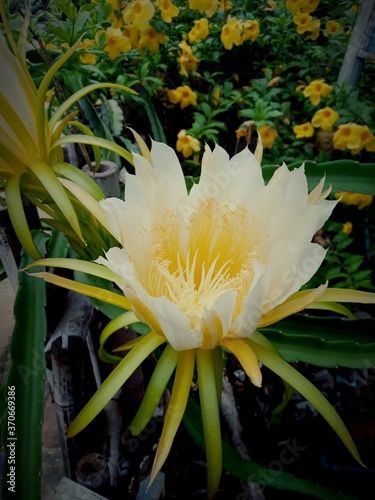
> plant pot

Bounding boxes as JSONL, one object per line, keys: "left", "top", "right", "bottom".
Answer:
{"left": 82, "top": 161, "right": 120, "bottom": 198}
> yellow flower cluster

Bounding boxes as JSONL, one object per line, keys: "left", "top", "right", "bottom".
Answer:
{"left": 293, "top": 12, "right": 320, "bottom": 40}
{"left": 311, "top": 106, "right": 340, "bottom": 132}
{"left": 188, "top": 0, "right": 232, "bottom": 17}
{"left": 168, "top": 85, "right": 198, "bottom": 109}
{"left": 333, "top": 124, "right": 375, "bottom": 155}
{"left": 188, "top": 18, "right": 210, "bottom": 43}
{"left": 334, "top": 192, "right": 373, "bottom": 210}
{"left": 302, "top": 79, "right": 333, "bottom": 105}
{"left": 79, "top": 38, "right": 97, "bottom": 65}
{"left": 177, "top": 41, "right": 199, "bottom": 76}
{"left": 176, "top": 129, "right": 201, "bottom": 157}
{"left": 293, "top": 122, "right": 314, "bottom": 138}
{"left": 286, "top": 0, "right": 320, "bottom": 14}
{"left": 102, "top": 27, "right": 131, "bottom": 60}
{"left": 221, "top": 17, "right": 260, "bottom": 50}
{"left": 325, "top": 20, "right": 343, "bottom": 35}
{"left": 100, "top": 0, "right": 178, "bottom": 58}
{"left": 340, "top": 222, "right": 353, "bottom": 234}
{"left": 157, "top": 0, "right": 180, "bottom": 23}
{"left": 288, "top": 0, "right": 320, "bottom": 40}
{"left": 258, "top": 124, "right": 278, "bottom": 148}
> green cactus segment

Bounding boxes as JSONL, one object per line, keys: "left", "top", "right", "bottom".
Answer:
{"left": 1, "top": 231, "right": 48, "bottom": 500}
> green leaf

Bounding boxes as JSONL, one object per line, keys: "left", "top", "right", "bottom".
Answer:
{"left": 260, "top": 315, "right": 375, "bottom": 368}
{"left": 100, "top": 96, "right": 124, "bottom": 137}
{"left": 262, "top": 160, "right": 375, "bottom": 195}
{"left": 142, "top": 93, "right": 167, "bottom": 144}
{"left": 1, "top": 230, "right": 48, "bottom": 500}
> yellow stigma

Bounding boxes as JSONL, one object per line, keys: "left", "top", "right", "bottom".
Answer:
{"left": 139, "top": 198, "right": 266, "bottom": 329}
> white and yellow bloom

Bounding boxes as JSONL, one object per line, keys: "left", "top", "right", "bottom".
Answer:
{"left": 97, "top": 141, "right": 336, "bottom": 352}
{"left": 29, "top": 138, "right": 372, "bottom": 498}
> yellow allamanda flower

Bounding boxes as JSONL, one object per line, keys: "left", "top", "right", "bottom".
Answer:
{"left": 293, "top": 12, "right": 314, "bottom": 34}
{"left": 219, "top": 0, "right": 233, "bottom": 9}
{"left": 168, "top": 85, "right": 197, "bottom": 109}
{"left": 311, "top": 107, "right": 340, "bottom": 132}
{"left": 29, "top": 136, "right": 374, "bottom": 498}
{"left": 212, "top": 88, "right": 221, "bottom": 106}
{"left": 258, "top": 124, "right": 278, "bottom": 148}
{"left": 285, "top": 0, "right": 304, "bottom": 14}
{"left": 79, "top": 52, "right": 97, "bottom": 65}
{"left": 177, "top": 40, "right": 198, "bottom": 76}
{"left": 123, "top": 24, "right": 140, "bottom": 50}
{"left": 340, "top": 221, "right": 353, "bottom": 234}
{"left": 325, "top": 20, "right": 343, "bottom": 35}
{"left": 286, "top": 0, "right": 320, "bottom": 14}
{"left": 176, "top": 129, "right": 201, "bottom": 157}
{"left": 293, "top": 122, "right": 314, "bottom": 138}
{"left": 221, "top": 17, "right": 242, "bottom": 50}
{"left": 333, "top": 123, "right": 362, "bottom": 151}
{"left": 79, "top": 38, "right": 97, "bottom": 65}
{"left": 188, "top": 18, "right": 210, "bottom": 44}
{"left": 157, "top": 0, "right": 179, "bottom": 23}
{"left": 45, "top": 87, "right": 55, "bottom": 103}
{"left": 189, "top": 0, "right": 218, "bottom": 17}
{"left": 303, "top": 78, "right": 333, "bottom": 105}
{"left": 333, "top": 123, "right": 375, "bottom": 154}
{"left": 301, "top": 0, "right": 320, "bottom": 13}
{"left": 352, "top": 125, "right": 375, "bottom": 154}
{"left": 335, "top": 192, "right": 373, "bottom": 210}
{"left": 265, "top": 0, "right": 277, "bottom": 12}
{"left": 241, "top": 19, "right": 260, "bottom": 43}
{"left": 106, "top": 0, "right": 124, "bottom": 28}
{"left": 103, "top": 27, "right": 131, "bottom": 60}
{"left": 139, "top": 23, "right": 168, "bottom": 53}
{"left": 123, "top": 0, "right": 155, "bottom": 30}
{"left": 304, "top": 18, "right": 320, "bottom": 40}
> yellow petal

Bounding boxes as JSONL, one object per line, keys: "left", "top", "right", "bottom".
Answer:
{"left": 305, "top": 301, "right": 355, "bottom": 318}
{"left": 318, "top": 288, "right": 375, "bottom": 304}
{"left": 259, "top": 284, "right": 327, "bottom": 327}
{"left": 28, "top": 271, "right": 131, "bottom": 310}
{"left": 54, "top": 134, "right": 134, "bottom": 166}
{"left": 58, "top": 178, "right": 112, "bottom": 233}
{"left": 221, "top": 337, "right": 262, "bottom": 387}
{"left": 128, "top": 126, "right": 151, "bottom": 161}
{"left": 67, "top": 331, "right": 165, "bottom": 437}
{"left": 98, "top": 310, "right": 138, "bottom": 362}
{"left": 25, "top": 257, "right": 128, "bottom": 286}
{"left": 28, "top": 160, "right": 84, "bottom": 241}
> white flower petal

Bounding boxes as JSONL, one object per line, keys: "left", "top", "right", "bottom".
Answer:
{"left": 190, "top": 144, "right": 264, "bottom": 210}
{"left": 262, "top": 240, "right": 326, "bottom": 312}
{"left": 95, "top": 139, "right": 337, "bottom": 352}
{"left": 151, "top": 296, "right": 199, "bottom": 350}
{"left": 99, "top": 198, "right": 128, "bottom": 244}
